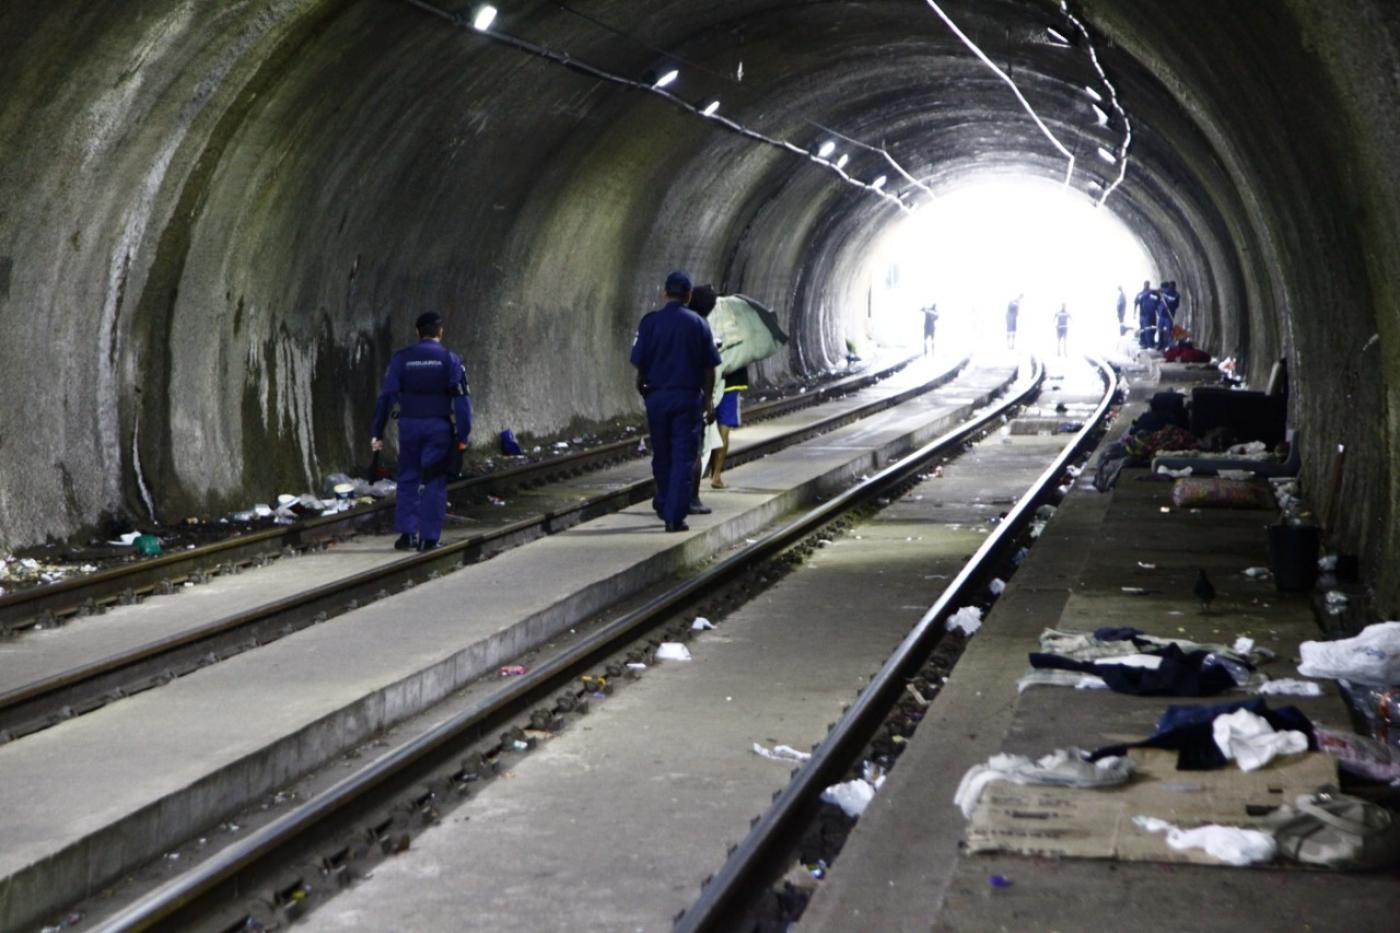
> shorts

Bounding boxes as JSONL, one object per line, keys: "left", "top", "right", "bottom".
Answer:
{"left": 716, "top": 389, "right": 741, "bottom": 427}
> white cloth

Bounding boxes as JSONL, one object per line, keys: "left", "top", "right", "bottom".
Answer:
{"left": 1133, "top": 815, "right": 1277, "bottom": 866}
{"left": 1254, "top": 678, "right": 1323, "bottom": 697}
{"left": 1211, "top": 708, "right": 1309, "bottom": 771}
{"left": 954, "top": 748, "right": 1134, "bottom": 818}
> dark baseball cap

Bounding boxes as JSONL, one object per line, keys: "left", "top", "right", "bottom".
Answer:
{"left": 415, "top": 311, "right": 443, "bottom": 333}
{"left": 664, "top": 270, "right": 692, "bottom": 296}
{"left": 688, "top": 283, "right": 717, "bottom": 315}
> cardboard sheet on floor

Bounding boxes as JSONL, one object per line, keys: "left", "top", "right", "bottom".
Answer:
{"left": 965, "top": 748, "right": 1335, "bottom": 865}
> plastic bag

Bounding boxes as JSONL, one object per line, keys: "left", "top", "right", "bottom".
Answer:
{"left": 1298, "top": 622, "right": 1400, "bottom": 687}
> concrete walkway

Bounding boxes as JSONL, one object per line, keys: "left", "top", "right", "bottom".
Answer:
{"left": 303, "top": 373, "right": 1078, "bottom": 932}
{"left": 801, "top": 368, "right": 1396, "bottom": 933}
{"left": 0, "top": 362, "right": 1016, "bottom": 933}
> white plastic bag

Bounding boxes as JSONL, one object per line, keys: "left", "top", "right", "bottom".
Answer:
{"left": 1298, "top": 622, "right": 1400, "bottom": 686}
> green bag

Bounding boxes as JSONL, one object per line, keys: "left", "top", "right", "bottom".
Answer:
{"left": 1265, "top": 789, "right": 1400, "bottom": 870}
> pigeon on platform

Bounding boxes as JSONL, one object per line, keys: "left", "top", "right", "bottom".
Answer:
{"left": 1194, "top": 569, "right": 1217, "bottom": 612}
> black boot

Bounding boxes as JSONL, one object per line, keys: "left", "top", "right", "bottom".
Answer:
{"left": 394, "top": 533, "right": 419, "bottom": 551}
{"left": 418, "top": 538, "right": 440, "bottom": 552}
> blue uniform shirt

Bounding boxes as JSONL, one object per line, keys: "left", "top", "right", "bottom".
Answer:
{"left": 371, "top": 339, "right": 473, "bottom": 439}
{"left": 630, "top": 301, "right": 722, "bottom": 392}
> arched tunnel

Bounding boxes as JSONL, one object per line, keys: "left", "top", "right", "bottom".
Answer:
{"left": 2, "top": 0, "right": 1397, "bottom": 610}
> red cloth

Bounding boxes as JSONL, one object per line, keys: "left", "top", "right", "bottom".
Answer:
{"left": 1164, "top": 345, "right": 1211, "bottom": 363}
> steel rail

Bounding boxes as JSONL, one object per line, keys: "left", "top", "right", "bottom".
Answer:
{"left": 674, "top": 356, "right": 1119, "bottom": 933}
{"left": 0, "top": 357, "right": 963, "bottom": 738}
{"left": 0, "top": 357, "right": 919, "bottom": 633}
{"left": 88, "top": 358, "right": 1042, "bottom": 932}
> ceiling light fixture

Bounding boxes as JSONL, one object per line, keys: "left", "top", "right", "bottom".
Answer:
{"left": 472, "top": 4, "right": 497, "bottom": 31}
{"left": 835, "top": 153, "right": 849, "bottom": 169}
{"left": 1091, "top": 103, "right": 1109, "bottom": 126}
{"left": 817, "top": 141, "right": 836, "bottom": 158}
{"left": 1096, "top": 146, "right": 1117, "bottom": 164}
{"left": 701, "top": 100, "right": 720, "bottom": 116}
{"left": 871, "top": 175, "right": 888, "bottom": 189}
{"left": 653, "top": 69, "right": 678, "bottom": 89}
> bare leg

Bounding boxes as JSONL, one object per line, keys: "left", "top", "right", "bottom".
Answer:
{"left": 710, "top": 426, "right": 731, "bottom": 488}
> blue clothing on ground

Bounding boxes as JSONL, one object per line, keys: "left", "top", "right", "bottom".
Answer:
{"left": 371, "top": 337, "right": 473, "bottom": 542}
{"left": 394, "top": 417, "right": 453, "bottom": 540}
{"left": 630, "top": 302, "right": 722, "bottom": 392}
{"left": 645, "top": 389, "right": 704, "bottom": 526}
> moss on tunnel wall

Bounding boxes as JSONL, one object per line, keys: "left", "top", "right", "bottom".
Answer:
{"left": 0, "top": 0, "right": 1397, "bottom": 610}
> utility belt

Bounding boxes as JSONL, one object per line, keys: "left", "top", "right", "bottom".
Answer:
{"left": 398, "top": 391, "right": 451, "bottom": 419}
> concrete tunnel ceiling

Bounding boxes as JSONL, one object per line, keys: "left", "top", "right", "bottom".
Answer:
{"left": 2, "top": 0, "right": 1398, "bottom": 609}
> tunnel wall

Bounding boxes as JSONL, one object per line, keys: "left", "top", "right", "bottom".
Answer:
{"left": 1, "top": 0, "right": 1397, "bottom": 611}
{"left": 1088, "top": 0, "right": 1400, "bottom": 612}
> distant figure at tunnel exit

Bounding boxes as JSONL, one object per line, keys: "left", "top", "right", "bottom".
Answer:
{"left": 1006, "top": 295, "right": 1021, "bottom": 349}
{"left": 919, "top": 303, "right": 939, "bottom": 356}
{"left": 370, "top": 312, "right": 473, "bottom": 552}
{"left": 1055, "top": 303, "right": 1071, "bottom": 356}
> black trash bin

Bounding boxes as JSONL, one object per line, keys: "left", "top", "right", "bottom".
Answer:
{"left": 1267, "top": 524, "right": 1320, "bottom": 592}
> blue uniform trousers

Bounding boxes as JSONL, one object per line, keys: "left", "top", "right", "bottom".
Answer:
{"left": 395, "top": 416, "right": 453, "bottom": 541}
{"left": 645, "top": 389, "right": 703, "bottom": 526}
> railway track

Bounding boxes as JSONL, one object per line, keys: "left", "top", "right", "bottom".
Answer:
{"left": 0, "top": 355, "right": 921, "bottom": 636}
{"left": 67, "top": 356, "right": 1130, "bottom": 933}
{"left": 0, "top": 355, "right": 961, "bottom": 743}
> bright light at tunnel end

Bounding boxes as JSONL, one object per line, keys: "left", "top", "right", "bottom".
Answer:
{"left": 859, "top": 175, "right": 1156, "bottom": 363}
{"left": 472, "top": 5, "right": 497, "bottom": 31}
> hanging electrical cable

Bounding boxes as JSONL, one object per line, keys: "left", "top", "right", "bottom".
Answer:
{"left": 550, "top": 0, "right": 935, "bottom": 205}
{"left": 399, "top": 0, "right": 911, "bottom": 212}
{"left": 1059, "top": 0, "right": 1132, "bottom": 205}
{"left": 920, "top": 0, "right": 1077, "bottom": 187}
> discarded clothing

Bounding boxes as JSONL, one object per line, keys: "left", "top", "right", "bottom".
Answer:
{"left": 1254, "top": 678, "right": 1324, "bottom": 697}
{"left": 1212, "top": 708, "right": 1309, "bottom": 771}
{"left": 1090, "top": 698, "right": 1316, "bottom": 770}
{"left": 1040, "top": 627, "right": 1251, "bottom": 665}
{"left": 1029, "top": 643, "right": 1238, "bottom": 697}
{"left": 1313, "top": 726, "right": 1400, "bottom": 782}
{"left": 1133, "top": 815, "right": 1276, "bottom": 866}
{"left": 1016, "top": 669, "right": 1109, "bottom": 692}
{"left": 1123, "top": 425, "right": 1198, "bottom": 462}
{"left": 954, "top": 748, "right": 1134, "bottom": 818}
{"left": 1297, "top": 621, "right": 1400, "bottom": 686}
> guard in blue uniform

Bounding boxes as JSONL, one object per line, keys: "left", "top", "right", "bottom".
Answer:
{"left": 371, "top": 312, "right": 473, "bottom": 551}
{"left": 630, "top": 271, "right": 722, "bottom": 532}
{"left": 1159, "top": 280, "right": 1182, "bottom": 348}
{"left": 1134, "top": 280, "right": 1158, "bottom": 348}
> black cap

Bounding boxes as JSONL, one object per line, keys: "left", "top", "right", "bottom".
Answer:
{"left": 415, "top": 311, "right": 443, "bottom": 334}
{"left": 688, "top": 284, "right": 717, "bottom": 315}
